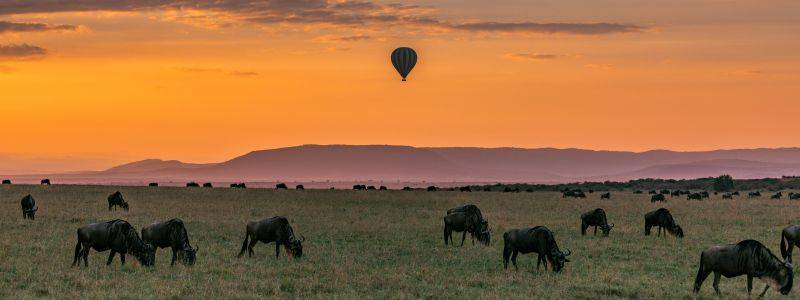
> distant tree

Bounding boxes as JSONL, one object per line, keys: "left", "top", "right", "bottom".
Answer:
{"left": 713, "top": 175, "right": 735, "bottom": 192}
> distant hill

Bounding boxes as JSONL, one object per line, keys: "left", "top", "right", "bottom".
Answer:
{"left": 5, "top": 145, "right": 800, "bottom": 184}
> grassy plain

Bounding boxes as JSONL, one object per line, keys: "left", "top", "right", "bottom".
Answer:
{"left": 1, "top": 185, "right": 799, "bottom": 298}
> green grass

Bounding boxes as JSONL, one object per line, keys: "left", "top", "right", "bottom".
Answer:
{"left": 1, "top": 185, "right": 799, "bottom": 298}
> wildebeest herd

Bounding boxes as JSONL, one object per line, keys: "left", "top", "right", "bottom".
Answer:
{"left": 9, "top": 183, "right": 800, "bottom": 297}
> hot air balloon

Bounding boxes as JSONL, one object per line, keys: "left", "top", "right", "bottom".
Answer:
{"left": 391, "top": 47, "right": 417, "bottom": 81}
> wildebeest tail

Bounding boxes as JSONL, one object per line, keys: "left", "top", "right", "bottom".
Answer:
{"left": 443, "top": 218, "right": 448, "bottom": 245}
{"left": 693, "top": 252, "right": 706, "bottom": 293}
{"left": 781, "top": 230, "right": 789, "bottom": 259}
{"left": 237, "top": 231, "right": 249, "bottom": 258}
{"left": 71, "top": 231, "right": 82, "bottom": 266}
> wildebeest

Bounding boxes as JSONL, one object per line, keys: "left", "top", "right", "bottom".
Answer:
{"left": 671, "top": 190, "right": 681, "bottom": 197}
{"left": 367, "top": 185, "right": 376, "bottom": 190}
{"left": 732, "top": 191, "right": 741, "bottom": 196}
{"left": 230, "top": 183, "right": 246, "bottom": 188}
{"left": 141, "top": 219, "right": 198, "bottom": 266}
{"left": 186, "top": 182, "right": 199, "bottom": 187}
{"left": 41, "top": 178, "right": 51, "bottom": 185}
{"left": 71, "top": 219, "right": 156, "bottom": 267}
{"left": 644, "top": 208, "right": 683, "bottom": 238}
{"left": 276, "top": 183, "right": 288, "bottom": 189}
{"left": 402, "top": 186, "right": 412, "bottom": 191}
{"left": 700, "top": 191, "right": 710, "bottom": 198}
{"left": 20, "top": 194, "right": 37, "bottom": 220}
{"left": 459, "top": 186, "right": 471, "bottom": 192}
{"left": 693, "top": 240, "right": 793, "bottom": 296}
{"left": 148, "top": 182, "right": 158, "bottom": 187}
{"left": 790, "top": 193, "right": 800, "bottom": 200}
{"left": 634, "top": 190, "right": 643, "bottom": 194}
{"left": 722, "top": 193, "right": 733, "bottom": 199}
{"left": 503, "top": 226, "right": 571, "bottom": 272}
{"left": 296, "top": 184, "right": 305, "bottom": 190}
{"left": 651, "top": 194, "right": 666, "bottom": 202}
{"left": 660, "top": 189, "right": 670, "bottom": 194}
{"left": 781, "top": 225, "right": 800, "bottom": 263}
{"left": 749, "top": 191, "right": 762, "bottom": 198}
{"left": 427, "top": 186, "right": 438, "bottom": 192}
{"left": 202, "top": 182, "right": 213, "bottom": 188}
{"left": 600, "top": 192, "right": 611, "bottom": 200}
{"left": 688, "top": 193, "right": 702, "bottom": 200}
{"left": 443, "top": 204, "right": 490, "bottom": 246}
{"left": 238, "top": 216, "right": 304, "bottom": 259}
{"left": 581, "top": 208, "right": 614, "bottom": 236}
{"left": 2, "top": 179, "right": 11, "bottom": 184}
{"left": 379, "top": 186, "right": 387, "bottom": 190}
{"left": 353, "top": 184, "right": 366, "bottom": 190}
{"left": 107, "top": 191, "right": 129, "bottom": 211}
{"left": 771, "top": 192, "right": 783, "bottom": 199}
{"left": 648, "top": 190, "right": 657, "bottom": 194}
{"left": 563, "top": 190, "right": 586, "bottom": 198}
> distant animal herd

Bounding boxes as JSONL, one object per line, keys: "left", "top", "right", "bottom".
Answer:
{"left": 5, "top": 179, "right": 800, "bottom": 296}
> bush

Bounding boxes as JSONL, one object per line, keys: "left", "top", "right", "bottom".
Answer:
{"left": 713, "top": 175, "right": 735, "bottom": 192}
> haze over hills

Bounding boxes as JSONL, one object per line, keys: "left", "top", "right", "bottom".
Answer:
{"left": 4, "top": 145, "right": 800, "bottom": 185}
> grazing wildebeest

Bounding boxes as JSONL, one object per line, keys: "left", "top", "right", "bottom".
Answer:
{"left": 2, "top": 179, "right": 11, "bottom": 184}
{"left": 230, "top": 183, "right": 246, "bottom": 188}
{"left": 688, "top": 193, "right": 702, "bottom": 200}
{"left": 276, "top": 183, "right": 288, "bottom": 189}
{"left": 644, "top": 208, "right": 683, "bottom": 238}
{"left": 20, "top": 194, "right": 37, "bottom": 220}
{"left": 693, "top": 240, "right": 793, "bottom": 297}
{"left": 581, "top": 208, "right": 614, "bottom": 236}
{"left": 41, "top": 179, "right": 51, "bottom": 185}
{"left": 296, "top": 184, "right": 304, "bottom": 190}
{"left": 648, "top": 190, "right": 657, "bottom": 194}
{"left": 660, "top": 189, "right": 670, "bottom": 195}
{"left": 503, "top": 226, "right": 571, "bottom": 272}
{"left": 427, "top": 186, "right": 438, "bottom": 192}
{"left": 148, "top": 182, "right": 158, "bottom": 187}
{"left": 700, "top": 191, "right": 710, "bottom": 198}
{"left": 732, "top": 191, "right": 741, "bottom": 196}
{"left": 379, "top": 186, "right": 387, "bottom": 190}
{"left": 71, "top": 219, "right": 156, "bottom": 267}
{"left": 749, "top": 191, "right": 762, "bottom": 198}
{"left": 781, "top": 225, "right": 800, "bottom": 263}
{"left": 634, "top": 190, "right": 643, "bottom": 194}
{"left": 202, "top": 182, "right": 213, "bottom": 188}
{"left": 600, "top": 192, "right": 611, "bottom": 200}
{"left": 443, "top": 204, "right": 490, "bottom": 246}
{"left": 402, "top": 186, "right": 412, "bottom": 191}
{"left": 141, "top": 219, "right": 198, "bottom": 266}
{"left": 353, "top": 184, "right": 366, "bottom": 190}
{"left": 367, "top": 185, "right": 376, "bottom": 190}
{"left": 238, "top": 216, "right": 304, "bottom": 259}
{"left": 186, "top": 182, "right": 199, "bottom": 187}
{"left": 651, "top": 194, "right": 666, "bottom": 202}
{"left": 671, "top": 190, "right": 681, "bottom": 197}
{"left": 790, "top": 193, "right": 800, "bottom": 200}
{"left": 771, "top": 192, "right": 783, "bottom": 199}
{"left": 459, "top": 186, "right": 471, "bottom": 192}
{"left": 107, "top": 191, "right": 129, "bottom": 211}
{"left": 722, "top": 193, "right": 733, "bottom": 199}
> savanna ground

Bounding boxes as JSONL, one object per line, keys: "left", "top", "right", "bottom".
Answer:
{"left": 1, "top": 185, "right": 799, "bottom": 299}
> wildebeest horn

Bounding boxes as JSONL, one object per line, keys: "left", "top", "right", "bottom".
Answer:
{"left": 564, "top": 249, "right": 572, "bottom": 256}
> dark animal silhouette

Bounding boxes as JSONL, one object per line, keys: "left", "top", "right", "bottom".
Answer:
{"left": 379, "top": 186, "right": 387, "bottom": 190}
{"left": 402, "top": 186, "right": 412, "bottom": 191}
{"left": 459, "top": 186, "right": 471, "bottom": 192}
{"left": 644, "top": 208, "right": 683, "bottom": 238}
{"left": 202, "top": 182, "right": 213, "bottom": 188}
{"left": 71, "top": 219, "right": 155, "bottom": 267}
{"left": 353, "top": 184, "right": 366, "bottom": 190}
{"left": 581, "top": 208, "right": 614, "bottom": 236}
{"left": 367, "top": 185, "right": 376, "bottom": 190}
{"left": 427, "top": 186, "right": 438, "bottom": 192}
{"left": 749, "top": 191, "right": 762, "bottom": 198}
{"left": 443, "top": 204, "right": 490, "bottom": 246}
{"left": 20, "top": 194, "right": 38, "bottom": 220}
{"left": 231, "top": 183, "right": 246, "bottom": 188}
{"left": 2, "top": 179, "right": 11, "bottom": 184}
{"left": 238, "top": 216, "right": 304, "bottom": 259}
{"left": 722, "top": 193, "right": 733, "bottom": 199}
{"left": 142, "top": 219, "right": 198, "bottom": 266}
{"left": 503, "top": 226, "right": 571, "bottom": 272}
{"left": 688, "top": 193, "right": 702, "bottom": 200}
{"left": 693, "top": 240, "right": 793, "bottom": 296}
{"left": 41, "top": 179, "right": 50, "bottom": 185}
{"left": 107, "top": 191, "right": 129, "bottom": 211}
{"left": 651, "top": 194, "right": 666, "bottom": 202}
{"left": 600, "top": 192, "right": 611, "bottom": 199}
{"left": 186, "top": 182, "right": 200, "bottom": 187}
{"left": 771, "top": 192, "right": 782, "bottom": 199}
{"left": 148, "top": 182, "right": 158, "bottom": 187}
{"left": 296, "top": 185, "right": 304, "bottom": 190}
{"left": 276, "top": 183, "right": 288, "bottom": 189}
{"left": 780, "top": 225, "right": 800, "bottom": 263}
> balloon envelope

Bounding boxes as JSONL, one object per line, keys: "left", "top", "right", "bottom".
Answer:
{"left": 391, "top": 47, "right": 417, "bottom": 81}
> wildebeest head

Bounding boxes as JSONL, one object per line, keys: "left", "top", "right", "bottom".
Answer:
{"left": 671, "top": 225, "right": 684, "bottom": 238}
{"left": 287, "top": 236, "right": 305, "bottom": 258}
{"left": 549, "top": 248, "right": 572, "bottom": 272}
{"left": 777, "top": 262, "right": 794, "bottom": 294}
{"left": 133, "top": 243, "right": 157, "bottom": 266}
{"left": 600, "top": 223, "right": 615, "bottom": 236}
{"left": 121, "top": 202, "right": 129, "bottom": 211}
{"left": 477, "top": 220, "right": 491, "bottom": 246}
{"left": 177, "top": 246, "right": 198, "bottom": 266}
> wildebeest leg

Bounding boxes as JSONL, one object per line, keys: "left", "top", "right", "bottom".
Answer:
{"left": 120, "top": 253, "right": 126, "bottom": 265}
{"left": 171, "top": 248, "right": 177, "bottom": 266}
{"left": 107, "top": 251, "right": 116, "bottom": 265}
{"left": 645, "top": 224, "right": 651, "bottom": 235}
{"left": 657, "top": 227, "right": 661, "bottom": 236}
{"left": 275, "top": 243, "right": 280, "bottom": 259}
{"left": 72, "top": 240, "right": 82, "bottom": 267}
{"left": 536, "top": 254, "right": 542, "bottom": 270}
{"left": 503, "top": 244, "right": 511, "bottom": 269}
{"left": 594, "top": 226, "right": 597, "bottom": 235}
{"left": 460, "top": 231, "right": 466, "bottom": 247}
{"left": 82, "top": 246, "right": 89, "bottom": 266}
{"left": 747, "top": 275, "right": 753, "bottom": 295}
{"left": 712, "top": 272, "right": 721, "bottom": 295}
{"left": 248, "top": 238, "right": 257, "bottom": 257}
{"left": 511, "top": 251, "right": 518, "bottom": 270}
{"left": 758, "top": 285, "right": 769, "bottom": 298}
{"left": 443, "top": 222, "right": 449, "bottom": 246}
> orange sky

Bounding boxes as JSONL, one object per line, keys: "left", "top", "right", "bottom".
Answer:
{"left": 1, "top": 1, "right": 799, "bottom": 171}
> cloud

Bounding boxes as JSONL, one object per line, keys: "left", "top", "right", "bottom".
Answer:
{"left": 0, "top": 44, "right": 47, "bottom": 59}
{"left": 0, "top": 21, "right": 77, "bottom": 34}
{"left": 584, "top": 63, "right": 614, "bottom": 70}
{"left": 176, "top": 67, "right": 258, "bottom": 77}
{"left": 0, "top": 65, "right": 14, "bottom": 73}
{"left": 0, "top": 1, "right": 646, "bottom": 36}
{"left": 314, "top": 34, "right": 372, "bottom": 42}
{"left": 449, "top": 22, "right": 644, "bottom": 35}
{"left": 505, "top": 53, "right": 560, "bottom": 61}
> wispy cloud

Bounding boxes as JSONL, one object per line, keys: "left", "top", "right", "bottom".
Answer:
{"left": 0, "top": 44, "right": 47, "bottom": 59}
{"left": 0, "top": 21, "right": 77, "bottom": 34}
{"left": 505, "top": 53, "right": 561, "bottom": 61}
{"left": 449, "top": 22, "right": 644, "bottom": 35}
{"left": 176, "top": 67, "right": 259, "bottom": 77}
{"left": 314, "top": 34, "right": 372, "bottom": 43}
